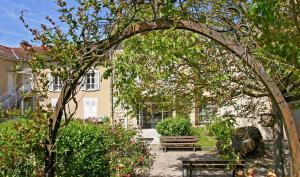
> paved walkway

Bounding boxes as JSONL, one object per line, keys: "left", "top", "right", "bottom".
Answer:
{"left": 140, "top": 130, "right": 285, "bottom": 176}
{"left": 148, "top": 145, "right": 231, "bottom": 177}
{"left": 147, "top": 144, "right": 281, "bottom": 177}
{"left": 141, "top": 129, "right": 160, "bottom": 144}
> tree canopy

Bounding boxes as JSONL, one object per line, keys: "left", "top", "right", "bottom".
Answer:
{"left": 113, "top": 29, "right": 269, "bottom": 120}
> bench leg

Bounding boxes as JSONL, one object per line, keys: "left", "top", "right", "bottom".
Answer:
{"left": 183, "top": 167, "right": 187, "bottom": 177}
{"left": 189, "top": 164, "right": 192, "bottom": 177}
{"left": 193, "top": 146, "right": 196, "bottom": 152}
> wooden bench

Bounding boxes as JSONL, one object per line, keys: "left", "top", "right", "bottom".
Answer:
{"left": 160, "top": 136, "right": 199, "bottom": 152}
{"left": 181, "top": 159, "right": 246, "bottom": 177}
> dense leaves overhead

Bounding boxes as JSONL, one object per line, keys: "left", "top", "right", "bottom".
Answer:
{"left": 113, "top": 29, "right": 269, "bottom": 118}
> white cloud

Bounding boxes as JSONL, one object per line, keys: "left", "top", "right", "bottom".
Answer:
{"left": 0, "top": 29, "right": 24, "bottom": 37}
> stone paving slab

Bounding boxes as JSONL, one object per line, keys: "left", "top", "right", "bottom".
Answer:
{"left": 148, "top": 145, "right": 232, "bottom": 177}
{"left": 148, "top": 144, "right": 281, "bottom": 177}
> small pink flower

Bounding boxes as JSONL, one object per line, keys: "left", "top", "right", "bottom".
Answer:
{"left": 236, "top": 170, "right": 244, "bottom": 176}
{"left": 130, "top": 139, "right": 136, "bottom": 144}
{"left": 247, "top": 168, "right": 255, "bottom": 177}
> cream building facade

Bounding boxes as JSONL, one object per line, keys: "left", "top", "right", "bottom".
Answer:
{"left": 46, "top": 67, "right": 113, "bottom": 120}
{"left": 0, "top": 45, "right": 33, "bottom": 112}
{"left": 1, "top": 44, "right": 300, "bottom": 141}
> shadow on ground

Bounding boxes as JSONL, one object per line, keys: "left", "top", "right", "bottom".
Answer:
{"left": 147, "top": 142, "right": 289, "bottom": 177}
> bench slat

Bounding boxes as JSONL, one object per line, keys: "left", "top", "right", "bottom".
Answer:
{"left": 182, "top": 160, "right": 246, "bottom": 164}
{"left": 160, "top": 136, "right": 200, "bottom": 152}
{"left": 162, "top": 143, "right": 197, "bottom": 145}
{"left": 182, "top": 159, "right": 246, "bottom": 177}
{"left": 183, "top": 163, "right": 245, "bottom": 167}
{"left": 161, "top": 139, "right": 198, "bottom": 143}
{"left": 161, "top": 136, "right": 197, "bottom": 139}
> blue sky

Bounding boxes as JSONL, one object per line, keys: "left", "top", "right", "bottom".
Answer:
{"left": 0, "top": 0, "right": 77, "bottom": 47}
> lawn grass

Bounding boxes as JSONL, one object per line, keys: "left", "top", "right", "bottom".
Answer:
{"left": 191, "top": 126, "right": 217, "bottom": 147}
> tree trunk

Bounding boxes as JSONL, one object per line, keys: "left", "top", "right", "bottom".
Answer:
{"left": 44, "top": 85, "right": 73, "bottom": 177}
{"left": 273, "top": 104, "right": 285, "bottom": 177}
{"left": 45, "top": 144, "right": 56, "bottom": 177}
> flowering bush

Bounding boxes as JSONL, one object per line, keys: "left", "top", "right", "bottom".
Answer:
{"left": 0, "top": 118, "right": 153, "bottom": 177}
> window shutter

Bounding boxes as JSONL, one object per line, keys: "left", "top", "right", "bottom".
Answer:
{"left": 47, "top": 73, "right": 53, "bottom": 92}
{"left": 95, "top": 71, "right": 100, "bottom": 90}
{"left": 80, "top": 76, "right": 86, "bottom": 91}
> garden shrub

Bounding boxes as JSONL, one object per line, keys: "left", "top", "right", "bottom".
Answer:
{"left": 156, "top": 115, "right": 191, "bottom": 136}
{"left": 0, "top": 118, "right": 153, "bottom": 177}
{"left": 56, "top": 121, "right": 110, "bottom": 176}
{"left": 0, "top": 116, "right": 46, "bottom": 176}
{"left": 207, "top": 116, "right": 241, "bottom": 168}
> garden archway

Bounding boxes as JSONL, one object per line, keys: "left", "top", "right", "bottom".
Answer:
{"left": 104, "top": 19, "right": 300, "bottom": 175}
{"left": 50, "top": 19, "right": 300, "bottom": 176}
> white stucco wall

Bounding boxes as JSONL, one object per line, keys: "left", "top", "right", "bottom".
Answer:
{"left": 291, "top": 108, "right": 300, "bottom": 139}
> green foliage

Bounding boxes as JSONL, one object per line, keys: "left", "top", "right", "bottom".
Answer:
{"left": 207, "top": 116, "right": 241, "bottom": 169}
{"left": 191, "top": 127, "right": 216, "bottom": 147}
{"left": 56, "top": 121, "right": 110, "bottom": 176}
{"left": 0, "top": 119, "right": 153, "bottom": 177}
{"left": 248, "top": 0, "right": 300, "bottom": 66}
{"left": 247, "top": 0, "right": 300, "bottom": 101}
{"left": 0, "top": 117, "right": 46, "bottom": 176}
{"left": 156, "top": 115, "right": 191, "bottom": 136}
{"left": 207, "top": 116, "right": 235, "bottom": 141}
{"left": 113, "top": 29, "right": 241, "bottom": 116}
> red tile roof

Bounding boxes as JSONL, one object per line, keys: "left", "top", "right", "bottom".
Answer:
{"left": 0, "top": 45, "right": 42, "bottom": 61}
{"left": 0, "top": 45, "right": 26, "bottom": 60}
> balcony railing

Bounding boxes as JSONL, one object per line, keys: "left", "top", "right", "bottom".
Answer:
{"left": 0, "top": 77, "right": 32, "bottom": 111}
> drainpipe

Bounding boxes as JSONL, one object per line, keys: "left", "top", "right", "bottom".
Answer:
{"left": 109, "top": 50, "right": 114, "bottom": 127}
{"left": 32, "top": 73, "right": 36, "bottom": 112}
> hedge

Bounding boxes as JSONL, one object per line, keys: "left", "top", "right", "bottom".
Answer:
{"left": 156, "top": 115, "right": 191, "bottom": 136}
{"left": 0, "top": 118, "right": 153, "bottom": 177}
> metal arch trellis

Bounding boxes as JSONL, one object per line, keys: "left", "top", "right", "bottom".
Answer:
{"left": 50, "top": 19, "right": 300, "bottom": 176}
{"left": 46, "top": 4, "right": 300, "bottom": 177}
{"left": 101, "top": 19, "right": 300, "bottom": 176}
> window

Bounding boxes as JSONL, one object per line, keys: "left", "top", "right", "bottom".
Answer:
{"left": 48, "top": 74, "right": 62, "bottom": 92}
{"left": 139, "top": 103, "right": 172, "bottom": 129}
{"left": 86, "top": 72, "right": 96, "bottom": 90}
{"left": 199, "top": 101, "right": 216, "bottom": 124}
{"left": 82, "top": 70, "right": 100, "bottom": 91}
{"left": 53, "top": 75, "right": 62, "bottom": 91}
{"left": 83, "top": 98, "right": 98, "bottom": 119}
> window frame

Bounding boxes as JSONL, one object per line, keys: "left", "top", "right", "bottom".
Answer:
{"left": 198, "top": 101, "right": 216, "bottom": 124}
{"left": 86, "top": 72, "right": 96, "bottom": 91}
{"left": 53, "top": 75, "right": 62, "bottom": 92}
{"left": 82, "top": 69, "right": 100, "bottom": 91}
